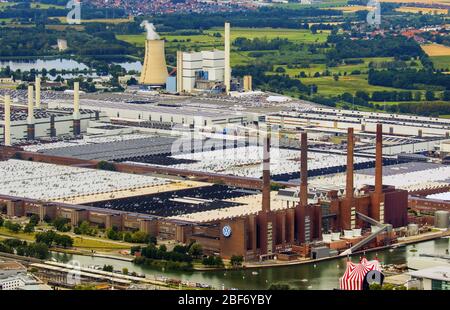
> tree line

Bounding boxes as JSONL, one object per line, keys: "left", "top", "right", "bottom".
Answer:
{"left": 368, "top": 69, "right": 450, "bottom": 90}
{"left": 327, "top": 35, "right": 425, "bottom": 62}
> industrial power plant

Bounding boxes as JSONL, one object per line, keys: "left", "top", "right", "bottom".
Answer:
{"left": 137, "top": 21, "right": 244, "bottom": 94}
{"left": 0, "top": 17, "right": 449, "bottom": 293}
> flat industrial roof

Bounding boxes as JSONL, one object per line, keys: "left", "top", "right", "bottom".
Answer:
{"left": 410, "top": 266, "right": 450, "bottom": 281}
{"left": 0, "top": 159, "right": 172, "bottom": 202}
{"left": 50, "top": 99, "right": 250, "bottom": 119}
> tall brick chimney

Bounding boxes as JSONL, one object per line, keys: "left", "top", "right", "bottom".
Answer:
{"left": 295, "top": 132, "right": 308, "bottom": 244}
{"left": 300, "top": 132, "right": 308, "bottom": 207}
{"left": 262, "top": 130, "right": 271, "bottom": 213}
{"left": 375, "top": 123, "right": 383, "bottom": 196}
{"left": 370, "top": 123, "right": 384, "bottom": 223}
{"left": 346, "top": 127, "right": 354, "bottom": 200}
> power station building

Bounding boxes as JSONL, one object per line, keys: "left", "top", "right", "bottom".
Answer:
{"left": 176, "top": 50, "right": 225, "bottom": 93}
{"left": 174, "top": 22, "right": 232, "bottom": 94}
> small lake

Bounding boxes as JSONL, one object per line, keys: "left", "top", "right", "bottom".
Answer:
{"left": 0, "top": 57, "right": 142, "bottom": 73}
{"left": 0, "top": 58, "right": 89, "bottom": 71}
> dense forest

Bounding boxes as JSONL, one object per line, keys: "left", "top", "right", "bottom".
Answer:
{"left": 233, "top": 64, "right": 309, "bottom": 95}
{"left": 368, "top": 69, "right": 450, "bottom": 90}
{"left": 0, "top": 27, "right": 136, "bottom": 57}
{"left": 327, "top": 35, "right": 425, "bottom": 61}
{"left": 149, "top": 8, "right": 343, "bottom": 32}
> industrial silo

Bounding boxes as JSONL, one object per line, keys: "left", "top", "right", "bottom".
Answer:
{"left": 434, "top": 211, "right": 450, "bottom": 229}
{"left": 407, "top": 223, "right": 419, "bottom": 236}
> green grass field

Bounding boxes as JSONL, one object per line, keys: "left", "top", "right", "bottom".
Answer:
{"left": 300, "top": 74, "right": 415, "bottom": 96}
{"left": 117, "top": 27, "right": 329, "bottom": 67}
{"left": 31, "top": 2, "right": 65, "bottom": 9}
{"left": 430, "top": 55, "right": 450, "bottom": 71}
{"left": 0, "top": 2, "right": 17, "bottom": 10}
{"left": 0, "top": 226, "right": 35, "bottom": 241}
{"left": 204, "top": 27, "right": 329, "bottom": 44}
{"left": 273, "top": 0, "right": 349, "bottom": 9}
{"left": 0, "top": 226, "right": 131, "bottom": 251}
{"left": 270, "top": 57, "right": 395, "bottom": 77}
{"left": 72, "top": 237, "right": 131, "bottom": 250}
{"left": 117, "top": 28, "right": 328, "bottom": 48}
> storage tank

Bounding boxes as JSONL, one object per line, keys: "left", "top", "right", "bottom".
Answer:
{"left": 407, "top": 223, "right": 419, "bottom": 236}
{"left": 332, "top": 232, "right": 341, "bottom": 241}
{"left": 352, "top": 228, "right": 362, "bottom": 237}
{"left": 434, "top": 211, "right": 450, "bottom": 229}
{"left": 322, "top": 234, "right": 332, "bottom": 243}
{"left": 343, "top": 230, "right": 354, "bottom": 238}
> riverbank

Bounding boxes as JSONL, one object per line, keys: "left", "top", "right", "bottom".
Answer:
{"left": 48, "top": 230, "right": 450, "bottom": 272}
{"left": 242, "top": 230, "right": 450, "bottom": 270}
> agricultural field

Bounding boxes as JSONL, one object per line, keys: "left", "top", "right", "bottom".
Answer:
{"left": 118, "top": 28, "right": 328, "bottom": 48}
{"left": 300, "top": 75, "right": 413, "bottom": 97}
{"left": 31, "top": 2, "right": 65, "bottom": 9}
{"left": 274, "top": 0, "right": 349, "bottom": 9}
{"left": 395, "top": 6, "right": 449, "bottom": 15}
{"left": 380, "top": 0, "right": 450, "bottom": 4}
{"left": 430, "top": 55, "right": 450, "bottom": 71}
{"left": 421, "top": 43, "right": 450, "bottom": 56}
{"left": 0, "top": 2, "right": 16, "bottom": 10}
{"left": 117, "top": 27, "right": 329, "bottom": 67}
{"left": 45, "top": 24, "right": 85, "bottom": 31}
{"left": 330, "top": 5, "right": 373, "bottom": 13}
{"left": 204, "top": 27, "right": 329, "bottom": 44}
{"left": 270, "top": 57, "right": 395, "bottom": 77}
{"left": 53, "top": 16, "right": 133, "bottom": 24}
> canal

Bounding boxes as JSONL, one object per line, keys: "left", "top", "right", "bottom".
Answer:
{"left": 51, "top": 238, "right": 450, "bottom": 290}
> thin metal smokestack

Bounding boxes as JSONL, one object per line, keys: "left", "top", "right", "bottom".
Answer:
{"left": 224, "top": 22, "right": 231, "bottom": 94}
{"left": 300, "top": 132, "right": 308, "bottom": 207}
{"left": 4, "top": 95, "right": 11, "bottom": 146}
{"left": 375, "top": 123, "right": 383, "bottom": 195}
{"left": 262, "top": 129, "right": 271, "bottom": 213}
{"left": 346, "top": 127, "right": 354, "bottom": 200}
{"left": 73, "top": 82, "right": 80, "bottom": 136}
{"left": 27, "top": 85, "right": 35, "bottom": 140}
{"left": 35, "top": 77, "right": 41, "bottom": 108}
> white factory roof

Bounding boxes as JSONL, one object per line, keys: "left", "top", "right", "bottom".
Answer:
{"left": 162, "top": 146, "right": 372, "bottom": 178}
{"left": 426, "top": 192, "right": 450, "bottom": 201}
{"left": 409, "top": 266, "right": 450, "bottom": 282}
{"left": 308, "top": 165, "right": 450, "bottom": 193}
{"left": 266, "top": 95, "right": 292, "bottom": 103}
{"left": 0, "top": 159, "right": 170, "bottom": 201}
